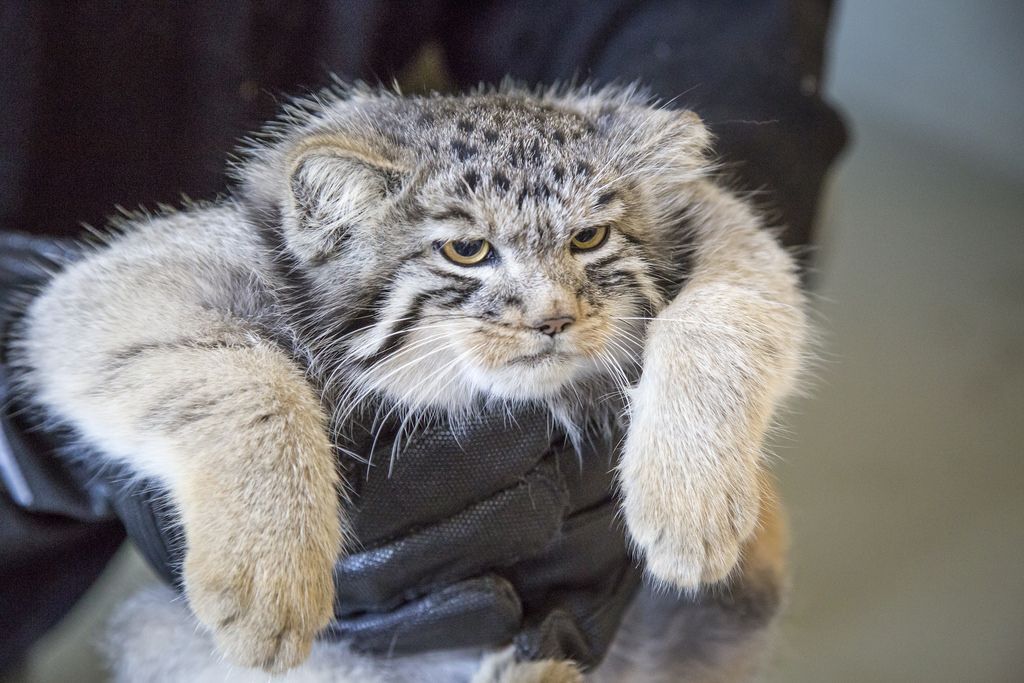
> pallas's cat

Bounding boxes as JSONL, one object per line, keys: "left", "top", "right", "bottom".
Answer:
{"left": 13, "top": 84, "right": 805, "bottom": 682}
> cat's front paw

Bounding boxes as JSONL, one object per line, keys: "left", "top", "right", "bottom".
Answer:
{"left": 620, "top": 434, "right": 761, "bottom": 589}
{"left": 474, "top": 648, "right": 583, "bottom": 683}
{"left": 498, "top": 661, "right": 583, "bottom": 683}
{"left": 184, "top": 533, "right": 336, "bottom": 673}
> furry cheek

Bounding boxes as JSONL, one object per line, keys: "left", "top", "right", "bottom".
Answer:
{"left": 459, "top": 326, "right": 537, "bottom": 370}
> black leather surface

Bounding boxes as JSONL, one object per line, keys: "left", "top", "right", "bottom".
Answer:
{"left": 0, "top": 232, "right": 127, "bottom": 672}
{"left": 324, "top": 408, "right": 642, "bottom": 663}
{"left": 117, "top": 405, "right": 641, "bottom": 666}
{"left": 0, "top": 232, "right": 112, "bottom": 521}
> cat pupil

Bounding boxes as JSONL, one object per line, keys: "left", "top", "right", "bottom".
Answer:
{"left": 454, "top": 240, "right": 481, "bottom": 256}
{"left": 576, "top": 228, "right": 596, "bottom": 242}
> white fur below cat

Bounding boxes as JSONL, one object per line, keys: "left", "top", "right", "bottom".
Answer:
{"left": 104, "top": 583, "right": 772, "bottom": 683}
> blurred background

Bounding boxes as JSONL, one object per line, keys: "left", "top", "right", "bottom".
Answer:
{"left": 4, "top": 1, "right": 1023, "bottom": 681}
{"left": 775, "top": 1, "right": 1024, "bottom": 680}
{"left": 770, "top": 0, "right": 1019, "bottom": 679}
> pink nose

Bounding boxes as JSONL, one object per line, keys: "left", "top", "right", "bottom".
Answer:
{"left": 534, "top": 316, "right": 575, "bottom": 336}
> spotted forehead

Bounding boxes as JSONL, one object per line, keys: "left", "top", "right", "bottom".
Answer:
{"left": 398, "top": 98, "right": 621, "bottom": 239}
{"left": 404, "top": 97, "right": 607, "bottom": 183}
{"left": 410, "top": 95, "right": 598, "bottom": 146}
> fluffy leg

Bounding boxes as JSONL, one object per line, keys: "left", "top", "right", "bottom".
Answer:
{"left": 594, "top": 479, "right": 788, "bottom": 682}
{"left": 17, "top": 229, "right": 345, "bottom": 672}
{"left": 621, "top": 181, "right": 806, "bottom": 588}
{"left": 115, "top": 344, "right": 343, "bottom": 672}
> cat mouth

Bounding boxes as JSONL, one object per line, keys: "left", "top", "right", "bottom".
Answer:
{"left": 509, "top": 349, "right": 572, "bottom": 365}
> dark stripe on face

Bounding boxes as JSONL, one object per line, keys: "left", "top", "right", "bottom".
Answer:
{"left": 430, "top": 207, "right": 473, "bottom": 223}
{"left": 584, "top": 253, "right": 620, "bottom": 280}
{"left": 600, "top": 268, "right": 637, "bottom": 288}
{"left": 343, "top": 257, "right": 436, "bottom": 336}
{"left": 425, "top": 266, "right": 484, "bottom": 287}
{"left": 616, "top": 228, "right": 645, "bottom": 249}
{"left": 357, "top": 281, "right": 481, "bottom": 368}
{"left": 443, "top": 286, "right": 477, "bottom": 309}
{"left": 585, "top": 252, "right": 657, "bottom": 315}
{"left": 333, "top": 283, "right": 392, "bottom": 340}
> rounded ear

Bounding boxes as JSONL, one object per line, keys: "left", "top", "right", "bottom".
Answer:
{"left": 649, "top": 108, "right": 711, "bottom": 161}
{"left": 284, "top": 137, "right": 408, "bottom": 264}
{"left": 625, "top": 108, "right": 711, "bottom": 179}
{"left": 574, "top": 96, "right": 712, "bottom": 178}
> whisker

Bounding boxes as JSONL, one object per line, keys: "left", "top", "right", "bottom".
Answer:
{"left": 331, "top": 333, "right": 457, "bottom": 427}
{"left": 372, "top": 342, "right": 474, "bottom": 468}
{"left": 327, "top": 330, "right": 455, "bottom": 407}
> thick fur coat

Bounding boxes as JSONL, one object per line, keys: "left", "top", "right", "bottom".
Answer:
{"left": 12, "top": 83, "right": 805, "bottom": 682}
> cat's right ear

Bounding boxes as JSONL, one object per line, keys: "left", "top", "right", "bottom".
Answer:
{"left": 283, "top": 138, "right": 407, "bottom": 264}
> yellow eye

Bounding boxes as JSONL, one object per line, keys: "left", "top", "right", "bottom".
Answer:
{"left": 571, "top": 225, "right": 609, "bottom": 251}
{"left": 441, "top": 239, "right": 491, "bottom": 265}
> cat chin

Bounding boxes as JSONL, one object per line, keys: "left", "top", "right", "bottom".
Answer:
{"left": 468, "top": 357, "right": 585, "bottom": 401}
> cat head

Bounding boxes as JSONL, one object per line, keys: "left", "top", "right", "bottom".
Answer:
{"left": 239, "top": 84, "right": 711, "bottom": 413}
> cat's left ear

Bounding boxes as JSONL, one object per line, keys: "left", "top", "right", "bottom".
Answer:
{"left": 283, "top": 137, "right": 409, "bottom": 264}
{"left": 633, "top": 108, "right": 712, "bottom": 178}
{"left": 584, "top": 99, "right": 711, "bottom": 178}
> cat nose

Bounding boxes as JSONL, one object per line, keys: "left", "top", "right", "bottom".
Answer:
{"left": 533, "top": 316, "right": 575, "bottom": 336}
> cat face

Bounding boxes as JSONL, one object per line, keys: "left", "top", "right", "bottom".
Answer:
{"left": 378, "top": 165, "right": 663, "bottom": 403}
{"left": 248, "top": 88, "right": 709, "bottom": 412}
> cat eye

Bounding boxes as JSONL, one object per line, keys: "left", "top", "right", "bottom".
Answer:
{"left": 441, "top": 239, "right": 492, "bottom": 266}
{"left": 570, "top": 225, "right": 609, "bottom": 251}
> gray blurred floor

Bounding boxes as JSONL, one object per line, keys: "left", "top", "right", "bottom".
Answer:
{"left": 771, "top": 116, "right": 1024, "bottom": 682}
{"left": 772, "top": 2, "right": 1024, "bottom": 680}
{"left": 9, "top": 6, "right": 1024, "bottom": 682}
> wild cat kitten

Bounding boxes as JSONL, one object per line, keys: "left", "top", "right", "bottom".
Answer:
{"left": 13, "top": 84, "right": 805, "bottom": 681}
